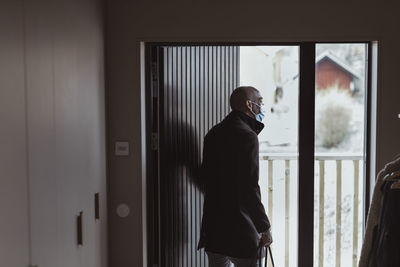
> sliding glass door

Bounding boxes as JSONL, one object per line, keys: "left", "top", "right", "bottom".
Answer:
{"left": 240, "top": 45, "right": 300, "bottom": 267}
{"left": 313, "top": 43, "right": 369, "bottom": 267}
{"left": 145, "top": 42, "right": 371, "bottom": 267}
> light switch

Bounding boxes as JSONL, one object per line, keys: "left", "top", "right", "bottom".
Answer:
{"left": 115, "top": 141, "right": 129, "bottom": 156}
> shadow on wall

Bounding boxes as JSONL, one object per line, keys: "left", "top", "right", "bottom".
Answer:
{"left": 162, "top": 118, "right": 203, "bottom": 189}
{"left": 159, "top": 117, "right": 207, "bottom": 265}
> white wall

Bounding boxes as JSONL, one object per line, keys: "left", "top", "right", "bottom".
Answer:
{"left": 0, "top": 0, "right": 107, "bottom": 266}
{"left": 106, "top": 0, "right": 400, "bottom": 266}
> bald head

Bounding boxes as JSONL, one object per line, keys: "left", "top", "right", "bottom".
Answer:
{"left": 230, "top": 86, "right": 262, "bottom": 113}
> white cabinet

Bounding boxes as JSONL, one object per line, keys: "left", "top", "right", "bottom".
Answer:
{"left": 1, "top": 0, "right": 107, "bottom": 266}
{"left": 0, "top": 1, "right": 30, "bottom": 266}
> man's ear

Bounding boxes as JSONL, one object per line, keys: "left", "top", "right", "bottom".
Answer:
{"left": 245, "top": 100, "right": 252, "bottom": 110}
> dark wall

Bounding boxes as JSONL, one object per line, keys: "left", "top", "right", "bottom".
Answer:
{"left": 105, "top": 0, "right": 400, "bottom": 265}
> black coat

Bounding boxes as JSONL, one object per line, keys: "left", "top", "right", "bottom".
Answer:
{"left": 197, "top": 110, "right": 271, "bottom": 258}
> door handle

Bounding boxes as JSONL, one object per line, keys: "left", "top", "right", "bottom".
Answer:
{"left": 95, "top": 193, "right": 100, "bottom": 220}
{"left": 77, "top": 211, "right": 83, "bottom": 246}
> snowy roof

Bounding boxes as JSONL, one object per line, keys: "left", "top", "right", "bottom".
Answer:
{"left": 316, "top": 51, "right": 360, "bottom": 79}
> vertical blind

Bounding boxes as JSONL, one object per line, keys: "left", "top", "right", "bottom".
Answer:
{"left": 159, "top": 46, "right": 239, "bottom": 267}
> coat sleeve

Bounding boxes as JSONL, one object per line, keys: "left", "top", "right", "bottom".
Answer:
{"left": 237, "top": 131, "right": 271, "bottom": 233}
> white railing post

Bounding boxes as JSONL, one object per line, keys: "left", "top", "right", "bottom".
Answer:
{"left": 268, "top": 160, "right": 274, "bottom": 267}
{"left": 336, "top": 160, "right": 342, "bottom": 267}
{"left": 353, "top": 160, "right": 360, "bottom": 267}
{"left": 285, "top": 160, "right": 290, "bottom": 267}
{"left": 268, "top": 160, "right": 273, "bottom": 225}
{"left": 319, "top": 160, "right": 325, "bottom": 267}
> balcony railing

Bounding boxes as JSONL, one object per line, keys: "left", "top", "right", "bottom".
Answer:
{"left": 259, "top": 153, "right": 363, "bottom": 267}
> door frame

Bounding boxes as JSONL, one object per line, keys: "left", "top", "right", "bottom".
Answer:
{"left": 144, "top": 41, "right": 374, "bottom": 267}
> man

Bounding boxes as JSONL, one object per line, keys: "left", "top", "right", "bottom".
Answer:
{"left": 198, "top": 86, "right": 273, "bottom": 267}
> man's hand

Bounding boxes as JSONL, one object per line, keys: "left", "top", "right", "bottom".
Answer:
{"left": 260, "top": 229, "right": 273, "bottom": 247}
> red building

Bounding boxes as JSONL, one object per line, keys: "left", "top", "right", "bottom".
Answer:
{"left": 316, "top": 51, "right": 360, "bottom": 93}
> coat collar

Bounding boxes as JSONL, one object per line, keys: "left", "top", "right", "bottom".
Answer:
{"left": 227, "top": 110, "right": 264, "bottom": 135}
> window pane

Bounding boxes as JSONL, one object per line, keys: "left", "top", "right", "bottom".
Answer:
{"left": 313, "top": 43, "right": 367, "bottom": 267}
{"left": 240, "top": 46, "right": 299, "bottom": 267}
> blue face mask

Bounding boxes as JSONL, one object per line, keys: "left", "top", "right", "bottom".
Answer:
{"left": 248, "top": 100, "right": 265, "bottom": 122}
{"left": 255, "top": 110, "right": 265, "bottom": 122}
